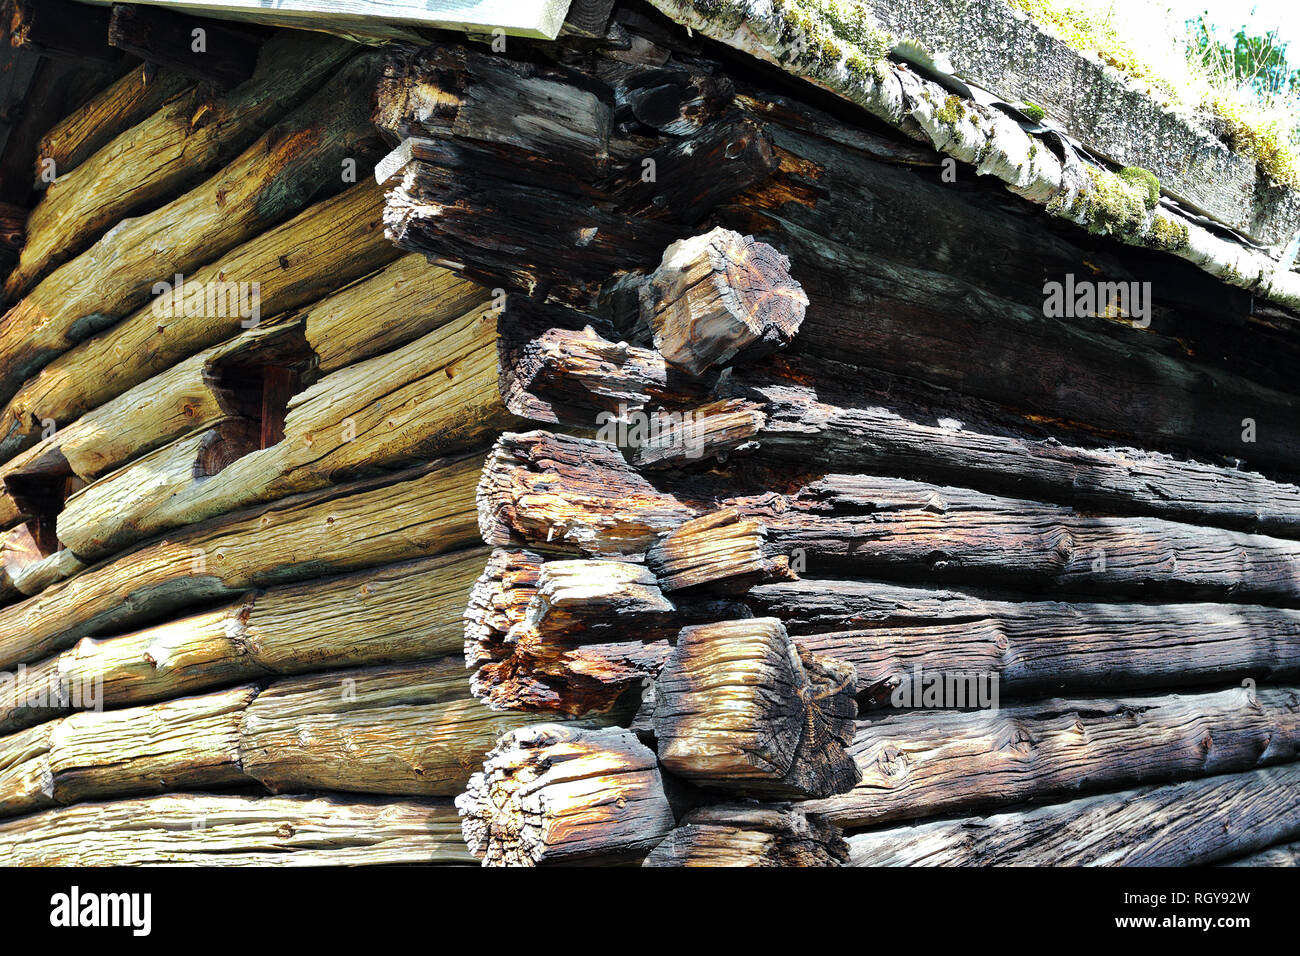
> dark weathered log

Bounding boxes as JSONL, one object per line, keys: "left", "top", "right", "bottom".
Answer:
{"left": 0, "top": 179, "right": 399, "bottom": 464}
{"left": 654, "top": 618, "right": 859, "bottom": 799}
{"left": 0, "top": 548, "right": 488, "bottom": 736}
{"left": 646, "top": 508, "right": 784, "bottom": 591}
{"left": 34, "top": 64, "right": 192, "bottom": 179}
{"left": 609, "top": 119, "right": 778, "bottom": 226}
{"left": 456, "top": 724, "right": 674, "bottom": 866}
{"left": 496, "top": 310, "right": 1300, "bottom": 537}
{"left": 0, "top": 452, "right": 483, "bottom": 671}
{"left": 561, "top": 0, "right": 617, "bottom": 39}
{"left": 644, "top": 803, "right": 848, "bottom": 867}
{"left": 497, "top": 298, "right": 714, "bottom": 425}
{"left": 0, "top": 48, "right": 385, "bottom": 405}
{"left": 804, "top": 686, "right": 1300, "bottom": 830}
{"left": 735, "top": 203, "right": 1300, "bottom": 470}
{"left": 480, "top": 430, "right": 1300, "bottom": 603}
{"left": 9, "top": 0, "right": 120, "bottom": 63}
{"left": 374, "top": 45, "right": 613, "bottom": 182}
{"left": 1223, "top": 840, "right": 1300, "bottom": 867}
{"left": 846, "top": 763, "right": 1300, "bottom": 866}
{"left": 0, "top": 202, "right": 22, "bottom": 252}
{"left": 0, "top": 793, "right": 471, "bottom": 865}
{"left": 751, "top": 579, "right": 1300, "bottom": 706}
{"left": 645, "top": 228, "right": 806, "bottom": 375}
{"left": 107, "top": 4, "right": 261, "bottom": 87}
{"left": 623, "top": 68, "right": 735, "bottom": 136}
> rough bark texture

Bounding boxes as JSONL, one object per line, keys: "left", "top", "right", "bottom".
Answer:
{"left": 644, "top": 803, "right": 848, "bottom": 867}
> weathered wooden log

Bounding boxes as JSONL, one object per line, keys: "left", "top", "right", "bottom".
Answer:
{"left": 107, "top": 4, "right": 262, "bottom": 87}
{"left": 496, "top": 313, "right": 1300, "bottom": 537}
{"left": 846, "top": 763, "right": 1300, "bottom": 866}
{"left": 456, "top": 724, "right": 675, "bottom": 866}
{"left": 633, "top": 360, "right": 1300, "bottom": 538}
{"left": 646, "top": 508, "right": 783, "bottom": 591}
{"left": 34, "top": 64, "right": 192, "bottom": 180}
{"left": 480, "top": 430, "right": 1300, "bottom": 603}
{"left": 0, "top": 548, "right": 488, "bottom": 736}
{"left": 644, "top": 803, "right": 848, "bottom": 867}
{"left": 751, "top": 579, "right": 1300, "bottom": 706}
{"left": 0, "top": 792, "right": 472, "bottom": 865}
{"left": 0, "top": 202, "right": 23, "bottom": 253}
{"left": 0, "top": 451, "right": 483, "bottom": 671}
{"left": 496, "top": 298, "right": 714, "bottom": 425}
{"left": 0, "top": 179, "right": 398, "bottom": 463}
{"left": 240, "top": 658, "right": 573, "bottom": 798}
{"left": 623, "top": 68, "right": 736, "bottom": 136}
{"left": 374, "top": 45, "right": 613, "bottom": 182}
{"left": 0, "top": 47, "right": 385, "bottom": 405}
{"left": 1223, "top": 840, "right": 1300, "bottom": 867}
{"left": 304, "top": 252, "right": 488, "bottom": 374}
{"left": 804, "top": 685, "right": 1300, "bottom": 830}
{"left": 645, "top": 228, "right": 807, "bottom": 375}
{"left": 8, "top": 0, "right": 120, "bottom": 63}
{"left": 45, "top": 685, "right": 256, "bottom": 807}
{"left": 56, "top": 418, "right": 259, "bottom": 559}
{"left": 8, "top": 549, "right": 82, "bottom": 598}
{"left": 464, "top": 550, "right": 749, "bottom": 716}
{"left": 8, "top": 31, "right": 350, "bottom": 298}
{"left": 0, "top": 523, "right": 41, "bottom": 602}
{"left": 55, "top": 302, "right": 514, "bottom": 560}
{"left": 654, "top": 618, "right": 859, "bottom": 799}
{"left": 470, "top": 559, "right": 677, "bottom": 716}
{"left": 0, "top": 685, "right": 253, "bottom": 815}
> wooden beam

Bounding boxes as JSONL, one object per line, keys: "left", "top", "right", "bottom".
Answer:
{"left": 9, "top": 0, "right": 121, "bottom": 63}
{"left": 0, "top": 47, "right": 386, "bottom": 407}
{"left": 0, "top": 180, "right": 399, "bottom": 466}
{"left": 80, "top": 0, "right": 575, "bottom": 40}
{"left": 107, "top": 3, "right": 261, "bottom": 87}
{"left": 0, "top": 548, "right": 489, "bottom": 735}
{"left": 5, "top": 30, "right": 355, "bottom": 302}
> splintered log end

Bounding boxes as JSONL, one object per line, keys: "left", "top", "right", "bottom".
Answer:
{"left": 650, "top": 228, "right": 808, "bottom": 376}
{"left": 644, "top": 803, "right": 849, "bottom": 867}
{"left": 463, "top": 549, "right": 543, "bottom": 669}
{"left": 653, "top": 618, "right": 859, "bottom": 799}
{"left": 456, "top": 724, "right": 675, "bottom": 866}
{"left": 646, "top": 507, "right": 788, "bottom": 590}
{"left": 469, "top": 558, "right": 674, "bottom": 716}
{"left": 476, "top": 430, "right": 694, "bottom": 556}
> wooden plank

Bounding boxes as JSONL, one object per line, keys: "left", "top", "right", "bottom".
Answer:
{"left": 9, "top": 0, "right": 121, "bottom": 63}
{"left": 846, "top": 763, "right": 1300, "bottom": 866}
{"left": 804, "top": 685, "right": 1300, "bottom": 830}
{"left": 0, "top": 792, "right": 472, "bottom": 865}
{"left": 80, "top": 0, "right": 574, "bottom": 40}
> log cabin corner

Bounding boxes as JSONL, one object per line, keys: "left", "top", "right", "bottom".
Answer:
{"left": 0, "top": 0, "right": 1297, "bottom": 868}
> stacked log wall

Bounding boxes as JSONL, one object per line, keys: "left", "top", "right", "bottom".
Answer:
{"left": 0, "top": 2, "right": 1298, "bottom": 867}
